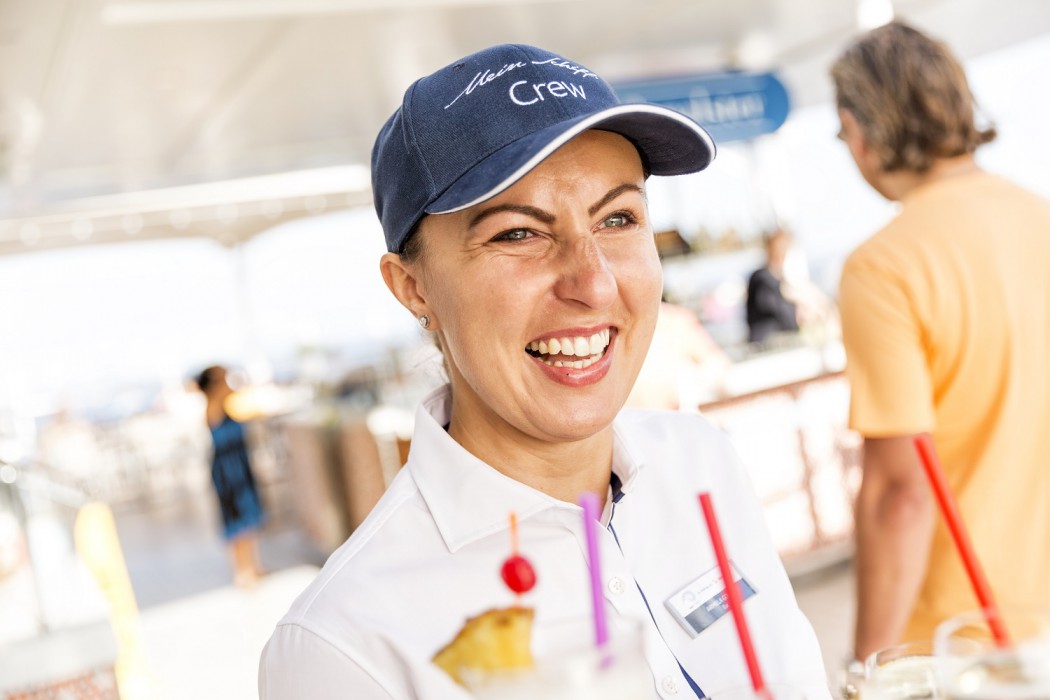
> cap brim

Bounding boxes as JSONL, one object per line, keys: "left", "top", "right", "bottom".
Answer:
{"left": 426, "top": 103, "right": 716, "bottom": 215}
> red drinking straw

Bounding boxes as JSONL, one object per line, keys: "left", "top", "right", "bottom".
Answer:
{"left": 699, "top": 492, "right": 767, "bottom": 695}
{"left": 913, "top": 434, "right": 1011, "bottom": 647}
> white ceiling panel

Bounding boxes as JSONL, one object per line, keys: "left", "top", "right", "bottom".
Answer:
{"left": 1, "top": 0, "right": 1048, "bottom": 254}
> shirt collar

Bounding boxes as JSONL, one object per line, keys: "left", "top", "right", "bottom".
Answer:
{"left": 407, "top": 385, "right": 647, "bottom": 552}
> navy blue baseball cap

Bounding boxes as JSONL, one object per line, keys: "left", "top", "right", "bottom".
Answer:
{"left": 371, "top": 43, "right": 717, "bottom": 254}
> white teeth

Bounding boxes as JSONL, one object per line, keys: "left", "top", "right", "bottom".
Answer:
{"left": 540, "top": 352, "right": 603, "bottom": 369}
{"left": 589, "top": 333, "right": 603, "bottom": 355}
{"left": 528, "top": 329, "right": 613, "bottom": 361}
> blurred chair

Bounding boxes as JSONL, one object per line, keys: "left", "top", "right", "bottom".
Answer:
{"left": 338, "top": 417, "right": 388, "bottom": 533}
{"left": 280, "top": 419, "right": 348, "bottom": 553}
{"left": 279, "top": 409, "right": 408, "bottom": 553}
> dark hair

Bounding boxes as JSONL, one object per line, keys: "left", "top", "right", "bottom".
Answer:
{"left": 194, "top": 365, "right": 224, "bottom": 393}
{"left": 398, "top": 222, "right": 427, "bottom": 263}
{"left": 831, "top": 20, "right": 996, "bottom": 173}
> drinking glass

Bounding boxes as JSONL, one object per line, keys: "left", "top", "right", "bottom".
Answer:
{"left": 863, "top": 639, "right": 940, "bottom": 700}
{"left": 709, "top": 684, "right": 808, "bottom": 700}
{"left": 461, "top": 617, "right": 652, "bottom": 700}
{"left": 934, "top": 609, "right": 1050, "bottom": 700}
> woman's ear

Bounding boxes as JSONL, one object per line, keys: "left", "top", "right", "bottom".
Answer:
{"left": 380, "top": 252, "right": 429, "bottom": 320}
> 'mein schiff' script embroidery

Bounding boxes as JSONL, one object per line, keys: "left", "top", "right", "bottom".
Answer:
{"left": 529, "top": 57, "right": 599, "bottom": 80}
{"left": 444, "top": 61, "right": 527, "bottom": 109}
{"left": 442, "top": 55, "right": 601, "bottom": 110}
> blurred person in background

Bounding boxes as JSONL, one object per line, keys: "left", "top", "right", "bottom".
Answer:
{"left": 194, "top": 365, "right": 265, "bottom": 588}
{"left": 626, "top": 300, "right": 729, "bottom": 410}
{"left": 260, "top": 44, "right": 830, "bottom": 700}
{"left": 745, "top": 228, "right": 800, "bottom": 344}
{"left": 833, "top": 21, "right": 1050, "bottom": 662}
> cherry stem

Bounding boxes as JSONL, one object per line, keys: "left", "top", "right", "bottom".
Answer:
{"left": 509, "top": 512, "right": 519, "bottom": 556}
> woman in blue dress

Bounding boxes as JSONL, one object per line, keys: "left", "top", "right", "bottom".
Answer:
{"left": 195, "top": 365, "right": 265, "bottom": 587}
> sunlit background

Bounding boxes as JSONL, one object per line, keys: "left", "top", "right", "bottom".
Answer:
{"left": 2, "top": 1, "right": 1049, "bottom": 698}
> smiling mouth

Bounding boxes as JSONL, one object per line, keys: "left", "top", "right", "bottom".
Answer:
{"left": 524, "top": 329, "right": 611, "bottom": 369}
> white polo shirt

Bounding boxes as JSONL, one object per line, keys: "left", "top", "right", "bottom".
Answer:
{"left": 259, "top": 386, "right": 830, "bottom": 700}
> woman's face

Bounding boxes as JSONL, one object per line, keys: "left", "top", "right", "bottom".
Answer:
{"left": 391, "top": 130, "right": 663, "bottom": 444}
{"left": 207, "top": 368, "right": 232, "bottom": 398}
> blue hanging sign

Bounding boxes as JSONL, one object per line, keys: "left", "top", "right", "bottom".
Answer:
{"left": 614, "top": 71, "right": 791, "bottom": 143}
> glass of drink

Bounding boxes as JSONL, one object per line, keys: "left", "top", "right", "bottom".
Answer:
{"left": 862, "top": 639, "right": 940, "bottom": 700}
{"left": 461, "top": 617, "right": 652, "bottom": 700}
{"left": 934, "top": 609, "right": 1050, "bottom": 700}
{"left": 709, "top": 684, "right": 808, "bottom": 700}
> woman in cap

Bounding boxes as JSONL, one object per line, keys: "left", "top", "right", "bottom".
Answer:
{"left": 261, "top": 44, "right": 829, "bottom": 700}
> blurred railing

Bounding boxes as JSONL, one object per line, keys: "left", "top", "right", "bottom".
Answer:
{"left": 700, "top": 371, "right": 862, "bottom": 577}
{"left": 35, "top": 412, "right": 212, "bottom": 508}
{"left": 0, "top": 459, "right": 120, "bottom": 700}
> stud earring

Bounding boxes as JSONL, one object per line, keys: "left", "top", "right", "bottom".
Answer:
{"left": 418, "top": 314, "right": 430, "bottom": 329}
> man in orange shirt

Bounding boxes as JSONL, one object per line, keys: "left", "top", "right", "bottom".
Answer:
{"left": 833, "top": 21, "right": 1050, "bottom": 662}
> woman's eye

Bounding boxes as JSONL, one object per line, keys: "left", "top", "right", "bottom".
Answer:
{"left": 493, "top": 228, "right": 530, "bottom": 242}
{"left": 601, "top": 212, "right": 634, "bottom": 228}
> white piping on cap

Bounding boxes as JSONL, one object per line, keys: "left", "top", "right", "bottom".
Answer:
{"left": 428, "top": 103, "right": 715, "bottom": 215}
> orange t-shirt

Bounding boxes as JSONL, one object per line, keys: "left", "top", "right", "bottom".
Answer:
{"left": 839, "top": 171, "right": 1050, "bottom": 641}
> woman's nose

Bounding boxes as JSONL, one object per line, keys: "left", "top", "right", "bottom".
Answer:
{"left": 552, "top": 235, "right": 617, "bottom": 309}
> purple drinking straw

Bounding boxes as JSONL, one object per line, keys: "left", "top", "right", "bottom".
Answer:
{"left": 579, "top": 491, "right": 609, "bottom": 649}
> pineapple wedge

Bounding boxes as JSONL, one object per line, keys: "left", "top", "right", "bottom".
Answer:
{"left": 432, "top": 606, "right": 535, "bottom": 685}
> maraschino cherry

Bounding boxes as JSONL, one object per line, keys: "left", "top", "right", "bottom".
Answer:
{"left": 501, "top": 512, "right": 536, "bottom": 595}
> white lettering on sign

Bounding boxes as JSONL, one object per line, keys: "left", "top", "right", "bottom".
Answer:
{"left": 509, "top": 80, "right": 587, "bottom": 106}
{"left": 444, "top": 61, "right": 528, "bottom": 109}
{"left": 688, "top": 93, "right": 766, "bottom": 124}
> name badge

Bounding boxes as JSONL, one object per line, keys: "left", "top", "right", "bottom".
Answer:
{"left": 664, "top": 562, "right": 757, "bottom": 638}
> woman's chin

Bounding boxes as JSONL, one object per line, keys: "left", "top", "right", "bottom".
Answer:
{"left": 522, "top": 401, "right": 623, "bottom": 442}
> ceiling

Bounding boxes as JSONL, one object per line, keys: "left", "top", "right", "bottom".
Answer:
{"left": 2, "top": 0, "right": 1049, "bottom": 254}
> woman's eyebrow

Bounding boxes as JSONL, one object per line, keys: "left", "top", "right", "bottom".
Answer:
{"left": 467, "top": 182, "right": 644, "bottom": 230}
{"left": 588, "top": 183, "right": 644, "bottom": 216}
{"left": 468, "top": 203, "right": 555, "bottom": 229}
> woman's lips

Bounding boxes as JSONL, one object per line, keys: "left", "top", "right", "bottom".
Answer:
{"left": 526, "top": 328, "right": 616, "bottom": 387}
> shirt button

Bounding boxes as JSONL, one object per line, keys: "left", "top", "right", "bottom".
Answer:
{"left": 661, "top": 676, "right": 679, "bottom": 695}
{"left": 607, "top": 576, "right": 626, "bottom": 595}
